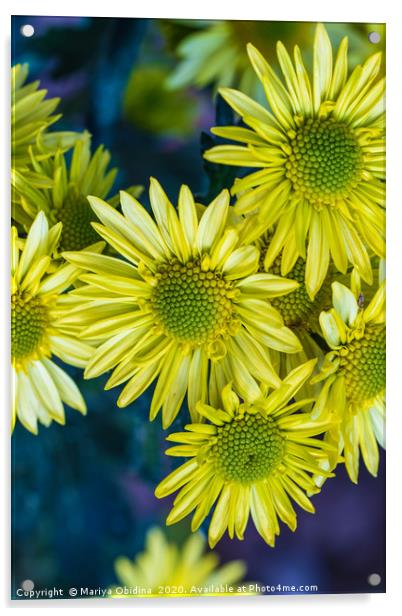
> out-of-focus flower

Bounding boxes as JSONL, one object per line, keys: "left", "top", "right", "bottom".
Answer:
{"left": 123, "top": 65, "right": 200, "bottom": 138}
{"left": 165, "top": 20, "right": 314, "bottom": 100}
{"left": 110, "top": 527, "right": 248, "bottom": 597}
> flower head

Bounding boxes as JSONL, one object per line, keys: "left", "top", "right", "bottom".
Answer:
{"left": 167, "top": 21, "right": 314, "bottom": 99}
{"left": 255, "top": 234, "right": 332, "bottom": 399}
{"left": 12, "top": 132, "right": 141, "bottom": 250}
{"left": 63, "top": 179, "right": 302, "bottom": 428}
{"left": 312, "top": 278, "right": 385, "bottom": 483}
{"left": 155, "top": 360, "right": 334, "bottom": 547}
{"left": 204, "top": 24, "right": 385, "bottom": 298}
{"left": 11, "top": 212, "right": 93, "bottom": 434}
{"left": 110, "top": 527, "right": 247, "bottom": 597}
{"left": 11, "top": 64, "right": 77, "bottom": 170}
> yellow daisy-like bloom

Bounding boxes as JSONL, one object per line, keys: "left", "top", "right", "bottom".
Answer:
{"left": 257, "top": 233, "right": 332, "bottom": 372}
{"left": 62, "top": 179, "right": 302, "bottom": 428}
{"left": 11, "top": 64, "right": 77, "bottom": 169}
{"left": 311, "top": 280, "right": 385, "bottom": 483}
{"left": 155, "top": 360, "right": 335, "bottom": 547}
{"left": 110, "top": 527, "right": 248, "bottom": 598}
{"left": 13, "top": 132, "right": 131, "bottom": 250}
{"left": 204, "top": 24, "right": 385, "bottom": 298}
{"left": 166, "top": 21, "right": 314, "bottom": 100}
{"left": 11, "top": 212, "right": 94, "bottom": 434}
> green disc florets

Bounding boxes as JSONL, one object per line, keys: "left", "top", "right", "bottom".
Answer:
{"left": 340, "top": 325, "right": 386, "bottom": 404}
{"left": 57, "top": 194, "right": 100, "bottom": 251}
{"left": 261, "top": 250, "right": 331, "bottom": 327}
{"left": 11, "top": 292, "right": 48, "bottom": 363}
{"left": 286, "top": 118, "right": 363, "bottom": 206}
{"left": 212, "top": 411, "right": 284, "bottom": 484}
{"left": 151, "top": 259, "right": 235, "bottom": 345}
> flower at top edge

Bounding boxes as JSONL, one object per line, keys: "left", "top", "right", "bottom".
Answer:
{"left": 204, "top": 23, "right": 385, "bottom": 299}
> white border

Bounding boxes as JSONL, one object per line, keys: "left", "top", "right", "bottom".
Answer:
{"left": 1, "top": 0, "right": 401, "bottom": 613}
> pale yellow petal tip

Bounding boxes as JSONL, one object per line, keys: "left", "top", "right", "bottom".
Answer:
{"left": 119, "top": 188, "right": 134, "bottom": 202}
{"left": 304, "top": 357, "right": 318, "bottom": 373}
{"left": 218, "top": 86, "right": 233, "bottom": 98}
{"left": 315, "top": 22, "right": 329, "bottom": 38}
{"left": 116, "top": 395, "right": 130, "bottom": 409}
{"left": 87, "top": 194, "right": 108, "bottom": 215}
{"left": 18, "top": 416, "right": 39, "bottom": 435}
{"left": 288, "top": 519, "right": 297, "bottom": 533}
{"left": 149, "top": 176, "right": 162, "bottom": 190}
{"left": 162, "top": 418, "right": 174, "bottom": 430}
{"left": 246, "top": 42, "right": 259, "bottom": 56}
{"left": 165, "top": 513, "right": 177, "bottom": 526}
{"left": 154, "top": 486, "right": 163, "bottom": 500}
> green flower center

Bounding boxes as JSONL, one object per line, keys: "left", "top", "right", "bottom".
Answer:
{"left": 260, "top": 248, "right": 331, "bottom": 327}
{"left": 340, "top": 325, "right": 386, "bottom": 404}
{"left": 212, "top": 411, "right": 284, "bottom": 484}
{"left": 11, "top": 292, "right": 48, "bottom": 363}
{"left": 151, "top": 259, "right": 235, "bottom": 345}
{"left": 57, "top": 194, "right": 100, "bottom": 251}
{"left": 285, "top": 118, "right": 363, "bottom": 206}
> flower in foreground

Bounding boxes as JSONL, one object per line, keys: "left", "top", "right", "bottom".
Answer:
{"left": 155, "top": 360, "right": 335, "bottom": 547}
{"left": 311, "top": 280, "right": 385, "bottom": 483}
{"left": 12, "top": 132, "right": 142, "bottom": 250}
{"left": 11, "top": 212, "right": 93, "bottom": 434}
{"left": 110, "top": 527, "right": 248, "bottom": 598}
{"left": 204, "top": 24, "right": 385, "bottom": 297}
{"left": 62, "top": 179, "right": 302, "bottom": 428}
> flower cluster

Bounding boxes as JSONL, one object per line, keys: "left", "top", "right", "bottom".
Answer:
{"left": 11, "top": 23, "right": 385, "bottom": 553}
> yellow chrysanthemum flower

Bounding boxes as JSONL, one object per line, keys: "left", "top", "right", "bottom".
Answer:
{"left": 256, "top": 233, "right": 331, "bottom": 397}
{"left": 204, "top": 24, "right": 385, "bottom": 298}
{"left": 110, "top": 527, "right": 248, "bottom": 598}
{"left": 166, "top": 21, "right": 314, "bottom": 100}
{"left": 11, "top": 64, "right": 77, "bottom": 169}
{"left": 311, "top": 279, "right": 385, "bottom": 483}
{"left": 12, "top": 131, "right": 142, "bottom": 251}
{"left": 62, "top": 179, "right": 303, "bottom": 428}
{"left": 11, "top": 212, "right": 94, "bottom": 434}
{"left": 155, "top": 360, "right": 335, "bottom": 547}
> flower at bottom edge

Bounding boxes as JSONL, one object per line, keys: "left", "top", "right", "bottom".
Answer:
{"left": 109, "top": 526, "right": 250, "bottom": 598}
